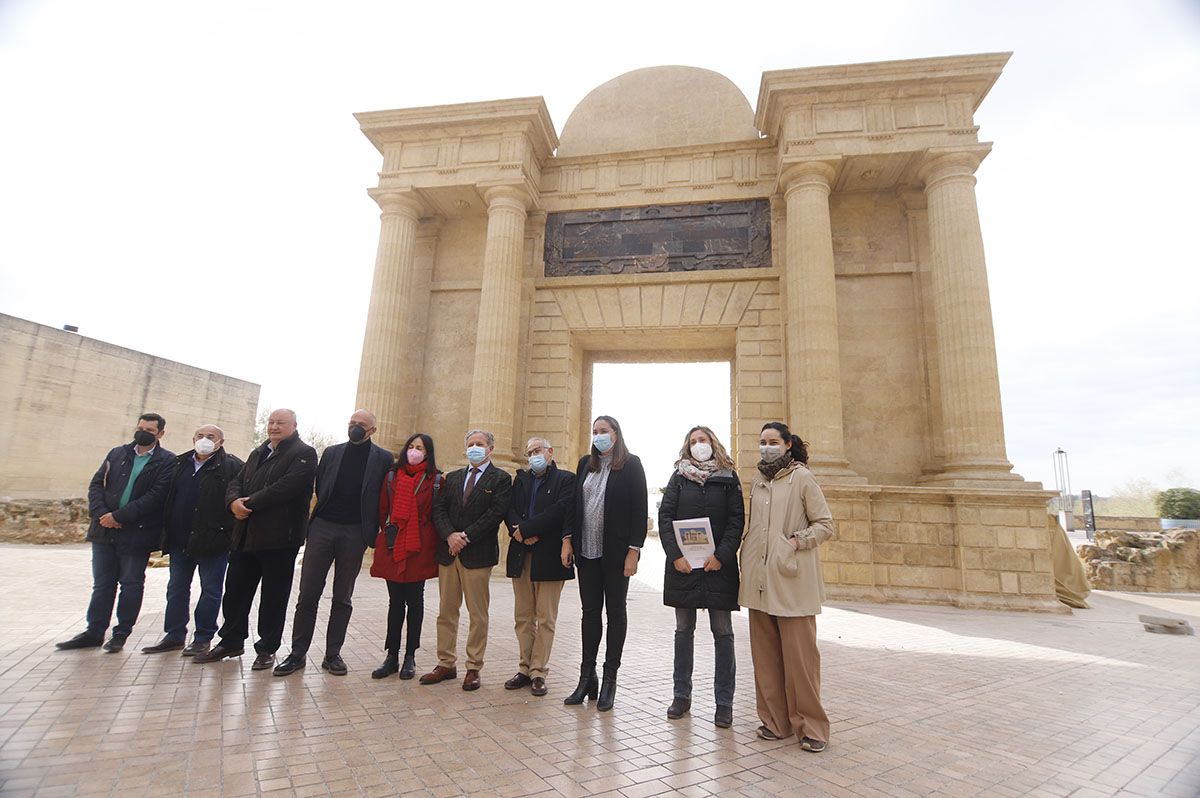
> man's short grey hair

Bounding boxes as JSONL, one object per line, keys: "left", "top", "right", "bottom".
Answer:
{"left": 271, "top": 408, "right": 298, "bottom": 423}
{"left": 526, "top": 436, "right": 553, "bottom": 452}
{"left": 464, "top": 429, "right": 495, "bottom": 447}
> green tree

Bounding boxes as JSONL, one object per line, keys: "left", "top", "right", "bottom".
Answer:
{"left": 1155, "top": 487, "right": 1200, "bottom": 519}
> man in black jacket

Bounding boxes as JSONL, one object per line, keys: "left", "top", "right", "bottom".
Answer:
{"left": 420, "top": 428, "right": 511, "bottom": 691}
{"left": 503, "top": 437, "right": 575, "bottom": 697}
{"left": 142, "top": 424, "right": 243, "bottom": 657}
{"left": 274, "top": 409, "right": 393, "bottom": 677}
{"left": 195, "top": 409, "right": 316, "bottom": 670}
{"left": 57, "top": 413, "right": 175, "bottom": 653}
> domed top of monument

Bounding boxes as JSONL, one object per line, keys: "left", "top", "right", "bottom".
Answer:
{"left": 556, "top": 66, "right": 758, "bottom": 158}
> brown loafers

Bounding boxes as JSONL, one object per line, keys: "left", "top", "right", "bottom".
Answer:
{"left": 462, "top": 669, "right": 481, "bottom": 691}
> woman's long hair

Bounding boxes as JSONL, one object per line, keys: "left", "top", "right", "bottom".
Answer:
{"left": 760, "top": 421, "right": 808, "bottom": 465}
{"left": 588, "top": 414, "right": 629, "bottom": 471}
{"left": 400, "top": 432, "right": 439, "bottom": 476}
{"left": 676, "top": 425, "right": 735, "bottom": 470}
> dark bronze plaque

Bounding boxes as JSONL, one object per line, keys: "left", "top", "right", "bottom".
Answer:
{"left": 543, "top": 199, "right": 771, "bottom": 277}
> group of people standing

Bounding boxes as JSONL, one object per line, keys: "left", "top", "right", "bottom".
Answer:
{"left": 56, "top": 409, "right": 835, "bottom": 751}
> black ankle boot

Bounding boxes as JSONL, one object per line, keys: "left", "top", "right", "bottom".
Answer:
{"left": 597, "top": 674, "right": 617, "bottom": 711}
{"left": 399, "top": 653, "right": 416, "bottom": 680}
{"left": 563, "top": 667, "right": 598, "bottom": 705}
{"left": 372, "top": 653, "right": 399, "bottom": 679}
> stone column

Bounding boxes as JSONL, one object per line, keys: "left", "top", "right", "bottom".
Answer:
{"left": 467, "top": 185, "right": 530, "bottom": 464}
{"left": 781, "top": 161, "right": 862, "bottom": 481}
{"left": 355, "top": 189, "right": 423, "bottom": 451}
{"left": 919, "top": 149, "right": 1018, "bottom": 485}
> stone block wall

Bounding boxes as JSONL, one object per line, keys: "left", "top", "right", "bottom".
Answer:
{"left": 821, "top": 486, "right": 1062, "bottom": 611}
{"left": 0, "top": 314, "right": 260, "bottom": 499}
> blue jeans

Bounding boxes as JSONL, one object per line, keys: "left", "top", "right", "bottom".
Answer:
{"left": 674, "top": 607, "right": 736, "bottom": 707}
{"left": 86, "top": 542, "right": 150, "bottom": 638}
{"left": 164, "top": 548, "right": 229, "bottom": 643}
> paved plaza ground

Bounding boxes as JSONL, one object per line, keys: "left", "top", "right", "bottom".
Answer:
{"left": 0, "top": 542, "right": 1197, "bottom": 798}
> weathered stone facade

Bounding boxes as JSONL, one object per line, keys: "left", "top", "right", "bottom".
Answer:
{"left": 0, "top": 313, "right": 260, "bottom": 500}
{"left": 353, "top": 55, "right": 1062, "bottom": 610}
{"left": 1078, "top": 529, "right": 1200, "bottom": 592}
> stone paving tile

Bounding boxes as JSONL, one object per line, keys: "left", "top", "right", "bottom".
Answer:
{"left": 0, "top": 542, "right": 1198, "bottom": 797}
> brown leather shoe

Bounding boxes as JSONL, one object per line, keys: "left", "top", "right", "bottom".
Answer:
{"left": 462, "top": 669, "right": 481, "bottom": 691}
{"left": 418, "top": 665, "right": 457, "bottom": 685}
{"left": 504, "top": 672, "right": 532, "bottom": 690}
{"left": 530, "top": 677, "right": 548, "bottom": 696}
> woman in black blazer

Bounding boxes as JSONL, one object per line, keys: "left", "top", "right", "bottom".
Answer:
{"left": 560, "top": 415, "right": 648, "bottom": 711}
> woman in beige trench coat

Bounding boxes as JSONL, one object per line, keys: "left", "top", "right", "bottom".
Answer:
{"left": 738, "top": 421, "right": 835, "bottom": 752}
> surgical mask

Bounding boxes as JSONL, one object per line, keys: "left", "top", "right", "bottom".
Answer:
{"left": 193, "top": 438, "right": 216, "bottom": 457}
{"left": 466, "top": 445, "right": 488, "bottom": 465}
{"left": 133, "top": 429, "right": 156, "bottom": 447}
{"left": 592, "top": 433, "right": 613, "bottom": 453}
{"left": 759, "top": 444, "right": 784, "bottom": 463}
{"left": 348, "top": 425, "right": 367, "bottom": 443}
{"left": 690, "top": 442, "right": 713, "bottom": 462}
{"left": 406, "top": 448, "right": 426, "bottom": 466}
{"left": 528, "top": 454, "right": 548, "bottom": 473}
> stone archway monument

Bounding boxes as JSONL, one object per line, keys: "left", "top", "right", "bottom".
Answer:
{"left": 355, "top": 53, "right": 1063, "bottom": 611}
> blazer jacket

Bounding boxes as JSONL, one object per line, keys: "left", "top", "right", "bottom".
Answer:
{"left": 504, "top": 462, "right": 576, "bottom": 582}
{"left": 432, "top": 461, "right": 512, "bottom": 569}
{"left": 86, "top": 442, "right": 176, "bottom": 555}
{"left": 569, "top": 453, "right": 648, "bottom": 564}
{"left": 310, "top": 439, "right": 394, "bottom": 547}
{"left": 226, "top": 432, "right": 317, "bottom": 552}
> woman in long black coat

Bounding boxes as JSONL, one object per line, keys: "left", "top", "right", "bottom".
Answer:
{"left": 658, "top": 425, "right": 744, "bottom": 729}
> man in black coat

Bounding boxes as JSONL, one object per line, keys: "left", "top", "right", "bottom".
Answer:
{"left": 273, "top": 409, "right": 393, "bottom": 678}
{"left": 421, "top": 428, "right": 512, "bottom": 691}
{"left": 195, "top": 408, "right": 316, "bottom": 670}
{"left": 57, "top": 413, "right": 175, "bottom": 653}
{"left": 142, "top": 424, "right": 243, "bottom": 657}
{"left": 502, "top": 436, "right": 575, "bottom": 696}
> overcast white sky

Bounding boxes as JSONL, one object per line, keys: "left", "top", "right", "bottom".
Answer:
{"left": 2, "top": 0, "right": 1198, "bottom": 494}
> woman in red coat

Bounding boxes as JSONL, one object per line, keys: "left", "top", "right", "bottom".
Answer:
{"left": 370, "top": 433, "right": 442, "bottom": 679}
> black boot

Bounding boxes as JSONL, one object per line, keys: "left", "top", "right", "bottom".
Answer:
{"left": 372, "top": 653, "right": 399, "bottom": 679}
{"left": 597, "top": 673, "right": 617, "bottom": 712}
{"left": 399, "top": 653, "right": 416, "bottom": 680}
{"left": 563, "top": 667, "right": 598, "bottom": 705}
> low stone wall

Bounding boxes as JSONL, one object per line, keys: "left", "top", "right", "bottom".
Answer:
{"left": 0, "top": 499, "right": 89, "bottom": 544}
{"left": 821, "top": 485, "right": 1063, "bottom": 612}
{"left": 1092, "top": 516, "right": 1162, "bottom": 533}
{"left": 1077, "top": 528, "right": 1200, "bottom": 592}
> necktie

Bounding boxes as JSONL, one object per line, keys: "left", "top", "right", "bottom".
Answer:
{"left": 463, "top": 468, "right": 480, "bottom": 503}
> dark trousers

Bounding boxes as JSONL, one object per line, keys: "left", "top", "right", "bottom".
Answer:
{"left": 86, "top": 542, "right": 150, "bottom": 638}
{"left": 216, "top": 546, "right": 298, "bottom": 654}
{"left": 290, "top": 518, "right": 366, "bottom": 658}
{"left": 164, "top": 547, "right": 228, "bottom": 643}
{"left": 576, "top": 555, "right": 630, "bottom": 675}
{"left": 384, "top": 580, "right": 425, "bottom": 657}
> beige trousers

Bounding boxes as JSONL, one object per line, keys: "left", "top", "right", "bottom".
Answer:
{"left": 436, "top": 558, "right": 492, "bottom": 671}
{"left": 748, "top": 609, "right": 830, "bottom": 742}
{"left": 511, "top": 553, "right": 565, "bottom": 678}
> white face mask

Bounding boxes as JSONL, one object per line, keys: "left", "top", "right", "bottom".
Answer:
{"left": 690, "top": 442, "right": 713, "bottom": 462}
{"left": 759, "top": 444, "right": 784, "bottom": 463}
{"left": 194, "top": 438, "right": 216, "bottom": 456}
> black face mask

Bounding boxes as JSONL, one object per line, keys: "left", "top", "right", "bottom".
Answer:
{"left": 348, "top": 425, "right": 368, "bottom": 444}
{"left": 133, "top": 429, "right": 156, "bottom": 447}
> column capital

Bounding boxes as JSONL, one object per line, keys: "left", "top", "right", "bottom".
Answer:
{"left": 482, "top": 184, "right": 531, "bottom": 214}
{"left": 368, "top": 188, "right": 424, "bottom": 220}
{"left": 918, "top": 145, "right": 991, "bottom": 191}
{"left": 779, "top": 159, "right": 840, "bottom": 196}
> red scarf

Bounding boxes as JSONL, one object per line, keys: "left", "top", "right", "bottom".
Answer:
{"left": 390, "top": 465, "right": 426, "bottom": 561}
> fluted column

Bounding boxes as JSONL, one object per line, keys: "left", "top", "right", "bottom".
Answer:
{"left": 468, "top": 185, "right": 529, "bottom": 464}
{"left": 781, "top": 161, "right": 862, "bottom": 481}
{"left": 919, "top": 149, "right": 1018, "bottom": 485}
{"left": 356, "top": 190, "right": 423, "bottom": 451}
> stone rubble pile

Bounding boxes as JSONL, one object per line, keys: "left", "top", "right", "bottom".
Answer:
{"left": 1077, "top": 528, "right": 1200, "bottom": 592}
